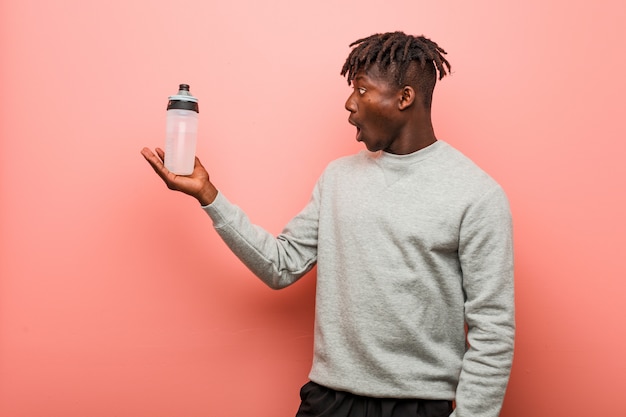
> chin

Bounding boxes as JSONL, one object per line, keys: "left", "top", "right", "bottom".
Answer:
{"left": 363, "top": 142, "right": 384, "bottom": 152}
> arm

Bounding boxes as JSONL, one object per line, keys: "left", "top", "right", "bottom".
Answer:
{"left": 203, "top": 189, "right": 319, "bottom": 289}
{"left": 453, "top": 187, "right": 515, "bottom": 417}
{"left": 141, "top": 147, "right": 319, "bottom": 289}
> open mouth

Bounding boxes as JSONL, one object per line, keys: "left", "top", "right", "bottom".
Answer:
{"left": 348, "top": 118, "right": 362, "bottom": 141}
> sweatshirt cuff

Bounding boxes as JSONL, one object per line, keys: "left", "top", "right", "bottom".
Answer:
{"left": 201, "top": 191, "right": 234, "bottom": 228}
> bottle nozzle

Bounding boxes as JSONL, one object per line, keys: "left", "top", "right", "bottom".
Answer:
{"left": 177, "top": 84, "right": 192, "bottom": 96}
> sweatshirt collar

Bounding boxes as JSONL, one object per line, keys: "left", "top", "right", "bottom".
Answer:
{"left": 374, "top": 140, "right": 444, "bottom": 167}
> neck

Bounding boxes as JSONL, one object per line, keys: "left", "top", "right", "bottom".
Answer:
{"left": 385, "top": 113, "right": 437, "bottom": 155}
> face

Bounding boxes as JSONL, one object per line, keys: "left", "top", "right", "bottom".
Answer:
{"left": 345, "top": 65, "right": 405, "bottom": 153}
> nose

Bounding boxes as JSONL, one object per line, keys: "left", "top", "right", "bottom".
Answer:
{"left": 345, "top": 91, "right": 356, "bottom": 113}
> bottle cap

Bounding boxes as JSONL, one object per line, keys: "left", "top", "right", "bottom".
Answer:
{"left": 167, "top": 84, "right": 199, "bottom": 112}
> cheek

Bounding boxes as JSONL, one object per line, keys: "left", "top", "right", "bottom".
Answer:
{"left": 368, "top": 106, "right": 395, "bottom": 130}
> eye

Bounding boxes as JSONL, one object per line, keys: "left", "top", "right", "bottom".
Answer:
{"left": 357, "top": 87, "right": 366, "bottom": 95}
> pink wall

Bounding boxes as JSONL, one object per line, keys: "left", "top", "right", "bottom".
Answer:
{"left": 1, "top": 1, "right": 625, "bottom": 416}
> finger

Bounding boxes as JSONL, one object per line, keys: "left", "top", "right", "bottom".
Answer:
{"left": 140, "top": 147, "right": 155, "bottom": 159}
{"left": 141, "top": 148, "right": 174, "bottom": 184}
{"left": 141, "top": 148, "right": 161, "bottom": 168}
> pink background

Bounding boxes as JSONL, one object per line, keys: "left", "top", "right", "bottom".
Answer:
{"left": 1, "top": 0, "right": 625, "bottom": 416}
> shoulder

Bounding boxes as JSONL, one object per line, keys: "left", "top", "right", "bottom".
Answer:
{"left": 323, "top": 150, "right": 375, "bottom": 175}
{"left": 435, "top": 141, "right": 505, "bottom": 196}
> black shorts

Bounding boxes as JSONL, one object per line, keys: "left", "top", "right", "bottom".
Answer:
{"left": 295, "top": 381, "right": 453, "bottom": 417}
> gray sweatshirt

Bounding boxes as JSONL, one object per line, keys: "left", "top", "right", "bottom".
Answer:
{"left": 203, "top": 140, "right": 514, "bottom": 417}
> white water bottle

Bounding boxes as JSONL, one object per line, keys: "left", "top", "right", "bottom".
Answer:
{"left": 164, "top": 84, "right": 199, "bottom": 175}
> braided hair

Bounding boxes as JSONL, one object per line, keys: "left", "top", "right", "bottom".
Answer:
{"left": 341, "top": 32, "right": 451, "bottom": 108}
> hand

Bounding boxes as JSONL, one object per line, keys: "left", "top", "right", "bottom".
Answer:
{"left": 140, "top": 147, "right": 218, "bottom": 206}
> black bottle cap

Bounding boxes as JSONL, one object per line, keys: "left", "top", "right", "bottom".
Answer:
{"left": 167, "top": 84, "right": 199, "bottom": 113}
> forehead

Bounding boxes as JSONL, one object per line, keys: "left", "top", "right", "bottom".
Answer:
{"left": 353, "top": 65, "right": 398, "bottom": 91}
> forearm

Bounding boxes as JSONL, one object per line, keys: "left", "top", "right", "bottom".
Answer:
{"left": 452, "top": 311, "right": 515, "bottom": 416}
{"left": 202, "top": 191, "right": 319, "bottom": 289}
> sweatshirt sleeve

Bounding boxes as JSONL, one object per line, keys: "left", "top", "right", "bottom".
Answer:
{"left": 453, "top": 185, "right": 515, "bottom": 417}
{"left": 201, "top": 185, "right": 320, "bottom": 289}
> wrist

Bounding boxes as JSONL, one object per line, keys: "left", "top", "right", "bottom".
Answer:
{"left": 196, "top": 183, "right": 218, "bottom": 206}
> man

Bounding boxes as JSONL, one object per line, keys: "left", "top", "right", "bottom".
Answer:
{"left": 141, "top": 31, "right": 515, "bottom": 417}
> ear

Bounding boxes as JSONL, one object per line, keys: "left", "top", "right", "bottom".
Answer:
{"left": 398, "top": 86, "right": 416, "bottom": 110}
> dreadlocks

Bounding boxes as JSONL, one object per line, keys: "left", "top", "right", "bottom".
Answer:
{"left": 341, "top": 32, "right": 451, "bottom": 108}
